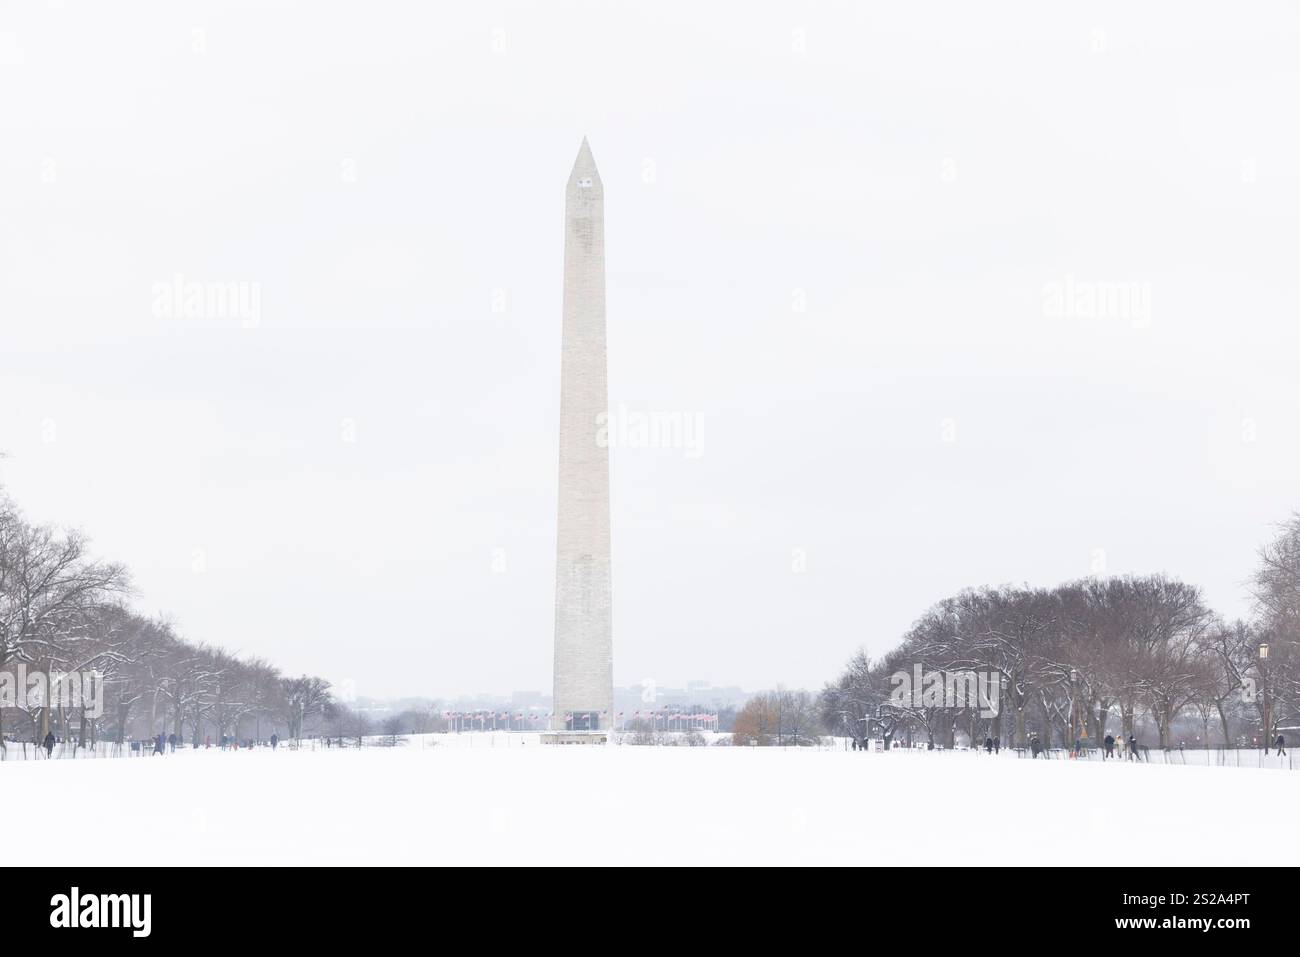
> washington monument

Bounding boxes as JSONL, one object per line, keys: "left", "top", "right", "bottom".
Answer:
{"left": 550, "top": 138, "right": 613, "bottom": 738}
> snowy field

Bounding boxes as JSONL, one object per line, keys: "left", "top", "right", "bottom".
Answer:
{"left": 6, "top": 735, "right": 1298, "bottom": 866}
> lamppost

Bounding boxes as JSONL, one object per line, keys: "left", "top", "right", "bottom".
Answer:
{"left": 1069, "top": 668, "right": 1080, "bottom": 753}
{"left": 1259, "top": 642, "right": 1271, "bottom": 754}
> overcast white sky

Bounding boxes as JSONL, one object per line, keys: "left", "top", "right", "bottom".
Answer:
{"left": 2, "top": 2, "right": 1298, "bottom": 700}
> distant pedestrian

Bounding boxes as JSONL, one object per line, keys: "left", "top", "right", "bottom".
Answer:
{"left": 1128, "top": 734, "right": 1139, "bottom": 761}
{"left": 1030, "top": 735, "right": 1042, "bottom": 759}
{"left": 168, "top": 732, "right": 177, "bottom": 753}
{"left": 984, "top": 736, "right": 993, "bottom": 754}
{"left": 1103, "top": 734, "right": 1115, "bottom": 759}
{"left": 153, "top": 733, "right": 164, "bottom": 755}
{"left": 271, "top": 733, "right": 279, "bottom": 750}
{"left": 43, "top": 731, "right": 56, "bottom": 759}
{"left": 1276, "top": 734, "right": 1286, "bottom": 757}
{"left": 993, "top": 736, "right": 1000, "bottom": 754}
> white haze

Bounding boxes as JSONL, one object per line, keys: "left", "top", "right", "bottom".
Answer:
{"left": 1, "top": 1, "right": 1298, "bottom": 698}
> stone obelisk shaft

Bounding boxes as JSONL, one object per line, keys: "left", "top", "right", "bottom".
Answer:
{"left": 552, "top": 138, "right": 613, "bottom": 732}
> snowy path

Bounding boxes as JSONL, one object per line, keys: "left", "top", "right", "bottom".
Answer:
{"left": 7, "top": 742, "right": 1296, "bottom": 865}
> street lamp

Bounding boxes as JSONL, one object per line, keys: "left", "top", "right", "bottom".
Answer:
{"left": 1259, "top": 643, "right": 1272, "bottom": 755}
{"left": 1069, "top": 669, "right": 1081, "bottom": 753}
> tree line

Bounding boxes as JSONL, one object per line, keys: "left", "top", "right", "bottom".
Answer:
{"left": 820, "top": 514, "right": 1300, "bottom": 752}
{"left": 731, "top": 690, "right": 823, "bottom": 746}
{"left": 0, "top": 491, "right": 337, "bottom": 756}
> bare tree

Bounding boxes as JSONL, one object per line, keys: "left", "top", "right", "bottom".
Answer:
{"left": 0, "top": 501, "right": 129, "bottom": 749}
{"left": 280, "top": 675, "right": 331, "bottom": 743}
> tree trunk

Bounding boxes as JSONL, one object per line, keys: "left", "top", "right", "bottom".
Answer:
{"left": 116, "top": 702, "right": 131, "bottom": 744}
{"left": 1215, "top": 700, "right": 1231, "bottom": 748}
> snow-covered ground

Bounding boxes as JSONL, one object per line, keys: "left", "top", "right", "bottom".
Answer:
{"left": 6, "top": 735, "right": 1297, "bottom": 865}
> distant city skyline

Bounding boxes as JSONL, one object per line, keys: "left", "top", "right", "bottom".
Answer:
{"left": 353, "top": 681, "right": 754, "bottom": 713}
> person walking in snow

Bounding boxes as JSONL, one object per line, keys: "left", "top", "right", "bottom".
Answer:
{"left": 167, "top": 732, "right": 177, "bottom": 753}
{"left": 1276, "top": 733, "right": 1286, "bottom": 757}
{"left": 993, "top": 735, "right": 1000, "bottom": 754}
{"left": 1030, "top": 735, "right": 1042, "bottom": 759}
{"left": 1128, "top": 734, "right": 1139, "bottom": 761}
{"left": 1103, "top": 733, "right": 1115, "bottom": 759}
{"left": 153, "top": 733, "right": 165, "bottom": 756}
{"left": 271, "top": 733, "right": 279, "bottom": 750}
{"left": 43, "top": 730, "right": 56, "bottom": 759}
{"left": 984, "top": 736, "right": 993, "bottom": 754}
